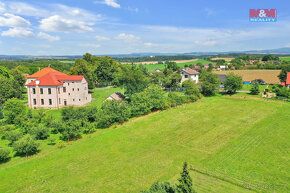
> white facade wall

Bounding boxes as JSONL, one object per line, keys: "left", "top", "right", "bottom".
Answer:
{"left": 27, "top": 78, "right": 91, "bottom": 109}
{"left": 180, "top": 71, "right": 199, "bottom": 83}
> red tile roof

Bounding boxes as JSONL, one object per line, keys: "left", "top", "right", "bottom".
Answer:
{"left": 27, "top": 67, "right": 60, "bottom": 78}
{"left": 26, "top": 69, "right": 84, "bottom": 86}
{"left": 286, "top": 72, "right": 290, "bottom": 85}
{"left": 181, "top": 68, "right": 199, "bottom": 75}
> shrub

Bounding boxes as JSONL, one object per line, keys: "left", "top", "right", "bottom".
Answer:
{"left": 0, "top": 147, "right": 10, "bottom": 162}
{"left": 47, "top": 136, "right": 56, "bottom": 145}
{"left": 182, "top": 80, "right": 201, "bottom": 98}
{"left": 60, "top": 120, "right": 82, "bottom": 141}
{"left": 168, "top": 93, "right": 188, "bottom": 107}
{"left": 98, "top": 100, "right": 131, "bottom": 128}
{"left": 250, "top": 82, "right": 260, "bottom": 95}
{"left": 13, "top": 135, "right": 39, "bottom": 156}
{"left": 0, "top": 124, "right": 15, "bottom": 135}
{"left": 2, "top": 98, "right": 27, "bottom": 124}
{"left": 57, "top": 141, "right": 66, "bottom": 149}
{"left": 140, "top": 181, "right": 177, "bottom": 193}
{"left": 4, "top": 130, "right": 23, "bottom": 144}
{"left": 29, "top": 125, "right": 50, "bottom": 140}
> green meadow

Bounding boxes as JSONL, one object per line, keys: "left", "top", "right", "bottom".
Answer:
{"left": 280, "top": 57, "right": 290, "bottom": 61}
{"left": 0, "top": 96, "right": 289, "bottom": 193}
{"left": 138, "top": 59, "right": 213, "bottom": 71}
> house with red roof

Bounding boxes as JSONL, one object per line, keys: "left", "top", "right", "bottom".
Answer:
{"left": 25, "top": 67, "right": 91, "bottom": 109}
{"left": 180, "top": 68, "right": 199, "bottom": 83}
{"left": 284, "top": 72, "right": 290, "bottom": 88}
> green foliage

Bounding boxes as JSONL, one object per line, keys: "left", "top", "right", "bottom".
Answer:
{"left": 262, "top": 54, "right": 279, "bottom": 61}
{"left": 13, "top": 135, "right": 39, "bottom": 156}
{"left": 115, "top": 65, "right": 149, "bottom": 98}
{"left": 98, "top": 100, "right": 131, "bottom": 128}
{"left": 10, "top": 68, "right": 26, "bottom": 99}
{"left": 278, "top": 63, "right": 290, "bottom": 82}
{"left": 200, "top": 71, "right": 220, "bottom": 96}
{"left": 163, "top": 73, "right": 182, "bottom": 90}
{"left": 0, "top": 77, "right": 16, "bottom": 105}
{"left": 29, "top": 125, "right": 50, "bottom": 140}
{"left": 166, "top": 62, "right": 179, "bottom": 71}
{"left": 130, "top": 85, "right": 167, "bottom": 116}
{"left": 0, "top": 148, "right": 10, "bottom": 162}
{"left": 182, "top": 80, "right": 201, "bottom": 98}
{"left": 70, "top": 58, "right": 97, "bottom": 89}
{"left": 177, "top": 162, "right": 195, "bottom": 193}
{"left": 250, "top": 82, "right": 260, "bottom": 95}
{"left": 47, "top": 136, "right": 56, "bottom": 145}
{"left": 224, "top": 73, "right": 243, "bottom": 94}
{"left": 141, "top": 181, "right": 177, "bottom": 193}
{"left": 3, "top": 98, "right": 27, "bottom": 124}
{"left": 150, "top": 72, "right": 165, "bottom": 85}
{"left": 60, "top": 120, "right": 82, "bottom": 141}
{"left": 167, "top": 93, "right": 189, "bottom": 107}
{"left": 4, "top": 130, "right": 23, "bottom": 144}
{"left": 272, "top": 85, "right": 290, "bottom": 98}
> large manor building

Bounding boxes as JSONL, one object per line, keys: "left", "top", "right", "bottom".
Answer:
{"left": 25, "top": 67, "right": 91, "bottom": 109}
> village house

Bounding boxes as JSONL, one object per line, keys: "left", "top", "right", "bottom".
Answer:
{"left": 180, "top": 68, "right": 199, "bottom": 83}
{"left": 25, "top": 67, "right": 91, "bottom": 109}
{"left": 104, "top": 92, "right": 125, "bottom": 101}
{"left": 282, "top": 72, "right": 290, "bottom": 88}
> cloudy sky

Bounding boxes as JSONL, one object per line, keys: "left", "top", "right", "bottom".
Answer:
{"left": 0, "top": 0, "right": 289, "bottom": 55}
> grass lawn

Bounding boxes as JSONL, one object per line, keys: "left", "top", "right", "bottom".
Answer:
{"left": 139, "top": 59, "right": 213, "bottom": 71}
{"left": 0, "top": 96, "right": 289, "bottom": 192}
{"left": 280, "top": 57, "right": 290, "bottom": 61}
{"left": 241, "top": 84, "right": 267, "bottom": 92}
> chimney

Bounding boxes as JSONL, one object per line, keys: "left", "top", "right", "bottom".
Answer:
{"left": 36, "top": 80, "right": 40, "bottom": 85}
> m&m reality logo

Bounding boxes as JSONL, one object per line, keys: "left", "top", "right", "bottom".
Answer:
{"left": 249, "top": 9, "right": 277, "bottom": 22}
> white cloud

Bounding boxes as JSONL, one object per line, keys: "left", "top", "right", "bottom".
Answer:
{"left": 0, "top": 13, "right": 31, "bottom": 27}
{"left": 205, "top": 8, "right": 215, "bottom": 16}
{"left": 37, "top": 32, "right": 60, "bottom": 41}
{"left": 95, "top": 0, "right": 120, "bottom": 8}
{"left": 195, "top": 39, "right": 217, "bottom": 47}
{"left": 115, "top": 33, "right": 140, "bottom": 42}
{"left": 285, "top": 43, "right": 290, "bottom": 48}
{"left": 6, "top": 2, "right": 48, "bottom": 17}
{"left": 1, "top": 27, "right": 34, "bottom": 38}
{"left": 80, "top": 43, "right": 101, "bottom": 48}
{"left": 39, "top": 15, "right": 93, "bottom": 33}
{"left": 0, "top": 2, "right": 5, "bottom": 12}
{"left": 95, "top": 35, "right": 110, "bottom": 41}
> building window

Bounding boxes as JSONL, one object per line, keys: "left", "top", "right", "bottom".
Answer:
{"left": 77, "top": 88, "right": 79, "bottom": 91}
{"left": 73, "top": 99, "right": 75, "bottom": 101}
{"left": 59, "top": 98, "right": 61, "bottom": 104}
{"left": 68, "top": 93, "right": 70, "bottom": 96}
{"left": 72, "top": 88, "right": 74, "bottom": 91}
{"left": 33, "top": 88, "right": 36, "bottom": 94}
{"left": 185, "top": 75, "right": 188, "bottom": 78}
{"left": 33, "top": 99, "right": 36, "bottom": 105}
{"left": 49, "top": 99, "right": 52, "bottom": 105}
{"left": 41, "top": 99, "right": 44, "bottom": 105}
{"left": 58, "top": 88, "right": 60, "bottom": 94}
{"left": 72, "top": 82, "right": 74, "bottom": 83}
{"left": 40, "top": 88, "right": 43, "bottom": 94}
{"left": 63, "top": 87, "right": 66, "bottom": 93}
{"left": 68, "top": 83, "right": 70, "bottom": 86}
{"left": 85, "top": 87, "right": 87, "bottom": 90}
{"left": 79, "top": 99, "right": 81, "bottom": 101}
{"left": 48, "top": 88, "right": 52, "bottom": 94}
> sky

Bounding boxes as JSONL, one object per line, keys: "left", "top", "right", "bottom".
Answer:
{"left": 0, "top": 0, "right": 289, "bottom": 55}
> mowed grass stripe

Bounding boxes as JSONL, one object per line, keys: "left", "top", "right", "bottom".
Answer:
{"left": 0, "top": 97, "right": 289, "bottom": 192}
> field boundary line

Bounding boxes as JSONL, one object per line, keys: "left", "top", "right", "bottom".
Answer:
{"left": 190, "top": 165, "right": 268, "bottom": 192}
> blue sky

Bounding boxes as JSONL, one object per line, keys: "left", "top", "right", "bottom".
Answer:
{"left": 0, "top": 0, "right": 289, "bottom": 55}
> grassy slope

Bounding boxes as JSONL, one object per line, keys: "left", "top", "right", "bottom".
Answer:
{"left": 139, "top": 59, "right": 212, "bottom": 71}
{"left": 0, "top": 97, "right": 289, "bottom": 193}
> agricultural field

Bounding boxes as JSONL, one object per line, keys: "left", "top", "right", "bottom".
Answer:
{"left": 280, "top": 57, "right": 290, "bottom": 61}
{"left": 211, "top": 57, "right": 234, "bottom": 62}
{"left": 214, "top": 70, "right": 281, "bottom": 84}
{"left": 139, "top": 59, "right": 213, "bottom": 71}
{"left": 0, "top": 96, "right": 289, "bottom": 193}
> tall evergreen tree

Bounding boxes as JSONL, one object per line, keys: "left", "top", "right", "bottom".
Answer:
{"left": 177, "top": 162, "right": 195, "bottom": 193}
